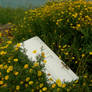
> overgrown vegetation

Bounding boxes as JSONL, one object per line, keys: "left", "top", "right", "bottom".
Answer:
{"left": 0, "top": 0, "right": 92, "bottom": 92}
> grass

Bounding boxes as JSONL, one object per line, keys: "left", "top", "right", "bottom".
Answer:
{"left": 0, "top": 0, "right": 92, "bottom": 92}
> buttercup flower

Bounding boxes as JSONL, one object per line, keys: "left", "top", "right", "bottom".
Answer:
{"left": 16, "top": 85, "right": 20, "bottom": 90}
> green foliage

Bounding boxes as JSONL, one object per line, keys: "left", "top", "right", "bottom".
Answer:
{"left": 0, "top": 0, "right": 92, "bottom": 92}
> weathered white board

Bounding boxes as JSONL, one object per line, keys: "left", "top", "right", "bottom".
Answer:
{"left": 20, "top": 36, "right": 78, "bottom": 83}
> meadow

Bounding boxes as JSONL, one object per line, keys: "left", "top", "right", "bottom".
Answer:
{"left": 0, "top": 0, "right": 92, "bottom": 92}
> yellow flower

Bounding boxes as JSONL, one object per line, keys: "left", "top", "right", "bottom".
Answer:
{"left": 32, "top": 50, "right": 37, "bottom": 54}
{"left": 2, "top": 83, "right": 7, "bottom": 87}
{"left": 76, "top": 24, "right": 81, "bottom": 28}
{"left": 14, "top": 72, "right": 19, "bottom": 76}
{"left": 16, "top": 43, "right": 21, "bottom": 48}
{"left": 33, "top": 62, "right": 39, "bottom": 67}
{"left": 40, "top": 83, "right": 44, "bottom": 88}
{"left": 24, "top": 64, "right": 29, "bottom": 69}
{"left": 8, "top": 66, "right": 13, "bottom": 71}
{"left": 75, "top": 80, "right": 78, "bottom": 83}
{"left": 89, "top": 52, "right": 92, "bottom": 55}
{"left": 0, "top": 64, "right": 3, "bottom": 69}
{"left": 41, "top": 52, "right": 45, "bottom": 58}
{"left": 8, "top": 61, "right": 11, "bottom": 63}
{"left": 32, "top": 89, "right": 34, "bottom": 92}
{"left": 57, "top": 88, "right": 60, "bottom": 92}
{"left": 59, "top": 45, "right": 61, "bottom": 48}
{"left": 61, "top": 49, "right": 64, "bottom": 51}
{"left": 29, "top": 69, "right": 33, "bottom": 73}
{"left": 5, "top": 75, "right": 9, "bottom": 80}
{"left": 42, "top": 87, "right": 47, "bottom": 91}
{"left": 20, "top": 81, "right": 24, "bottom": 84}
{"left": 90, "top": 80, "right": 92, "bottom": 82}
{"left": 39, "top": 90, "right": 42, "bottom": 92}
{"left": 72, "top": 57, "right": 75, "bottom": 59}
{"left": 29, "top": 81, "right": 34, "bottom": 85}
{"left": 0, "top": 51, "right": 7, "bottom": 55}
{"left": 16, "top": 85, "right": 20, "bottom": 90}
{"left": 56, "top": 79, "right": 62, "bottom": 87}
{"left": 62, "top": 83, "right": 66, "bottom": 88}
{"left": 43, "top": 60, "right": 47, "bottom": 63}
{"left": 7, "top": 69, "right": 10, "bottom": 73}
{"left": 72, "top": 13, "right": 78, "bottom": 18}
{"left": 4, "top": 65, "right": 8, "bottom": 69}
{"left": 82, "top": 53, "right": 85, "bottom": 57}
{"left": 0, "top": 81, "right": 3, "bottom": 85}
{"left": 75, "top": 61, "right": 78, "bottom": 64}
{"left": 52, "top": 83, "right": 56, "bottom": 88}
{"left": 25, "top": 84, "right": 28, "bottom": 88}
{"left": 7, "top": 41, "right": 12, "bottom": 44}
{"left": 83, "top": 75, "right": 87, "bottom": 78}
{"left": 64, "top": 52, "right": 69, "bottom": 55}
{"left": 26, "top": 77, "right": 30, "bottom": 82}
{"left": 14, "top": 58, "right": 18, "bottom": 62}
{"left": 38, "top": 71, "right": 42, "bottom": 77}
{"left": 73, "top": 84, "right": 76, "bottom": 87}
{"left": 48, "top": 77, "right": 53, "bottom": 81}
{"left": 0, "top": 32, "right": 2, "bottom": 37}
{"left": 83, "top": 82, "right": 86, "bottom": 86}
{"left": 0, "top": 72, "right": 1, "bottom": 76}
{"left": 63, "top": 45, "right": 67, "bottom": 48}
